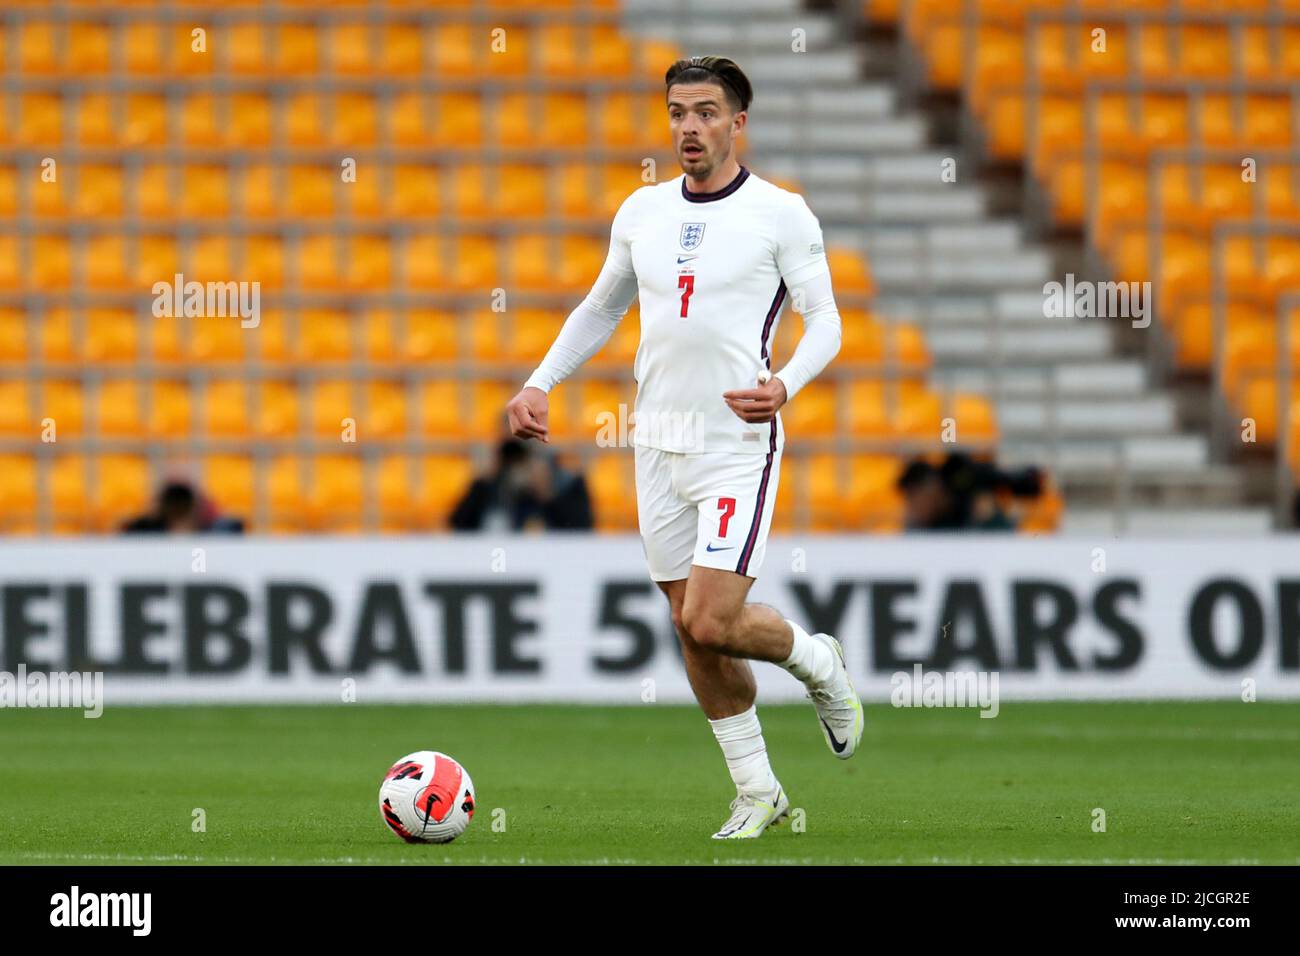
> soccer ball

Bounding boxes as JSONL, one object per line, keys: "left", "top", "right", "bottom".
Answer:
{"left": 378, "top": 750, "right": 476, "bottom": 844}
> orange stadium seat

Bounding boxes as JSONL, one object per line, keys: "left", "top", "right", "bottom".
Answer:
{"left": 419, "top": 381, "right": 468, "bottom": 437}
{"left": 781, "top": 383, "right": 838, "bottom": 437}
{"left": 124, "top": 22, "right": 163, "bottom": 74}
{"left": 469, "top": 380, "right": 514, "bottom": 438}
{"left": 0, "top": 237, "right": 17, "bottom": 289}
{"left": 365, "top": 380, "right": 408, "bottom": 438}
{"left": 10, "top": 94, "right": 58, "bottom": 145}
{"left": 229, "top": 94, "right": 273, "bottom": 146}
{"left": 32, "top": 171, "right": 68, "bottom": 217}
{"left": 509, "top": 309, "right": 565, "bottom": 363}
{"left": 423, "top": 454, "right": 477, "bottom": 528}
{"left": 74, "top": 165, "right": 126, "bottom": 218}
{"left": 588, "top": 454, "right": 637, "bottom": 530}
{"left": 205, "top": 455, "right": 255, "bottom": 518}
{"left": 305, "top": 456, "right": 365, "bottom": 531}
{"left": 0, "top": 454, "right": 38, "bottom": 530}
{"left": 274, "top": 24, "right": 320, "bottom": 75}
{"left": 266, "top": 456, "right": 307, "bottom": 532}
{"left": 0, "top": 310, "right": 25, "bottom": 360}
{"left": 381, "top": 23, "right": 424, "bottom": 76}
{"left": 191, "top": 314, "right": 249, "bottom": 362}
{"left": 432, "top": 94, "right": 484, "bottom": 147}
{"left": 366, "top": 309, "right": 459, "bottom": 363}
{"left": 150, "top": 381, "right": 193, "bottom": 438}
{"left": 286, "top": 169, "right": 335, "bottom": 221}
{"left": 97, "top": 380, "right": 144, "bottom": 437}
{"left": 31, "top": 235, "right": 71, "bottom": 289}
{"left": 895, "top": 383, "right": 947, "bottom": 439}
{"left": 846, "top": 380, "right": 895, "bottom": 438}
{"left": 0, "top": 382, "right": 31, "bottom": 435}
{"left": 951, "top": 394, "right": 999, "bottom": 441}
{"left": 93, "top": 455, "right": 152, "bottom": 530}
{"left": 50, "top": 455, "right": 90, "bottom": 531}
{"left": 0, "top": 166, "right": 15, "bottom": 217}
{"left": 298, "top": 310, "right": 353, "bottom": 361}
{"left": 390, "top": 165, "right": 441, "bottom": 215}
{"left": 577, "top": 380, "right": 630, "bottom": 442}
{"left": 168, "top": 24, "right": 213, "bottom": 77}
{"left": 309, "top": 380, "right": 356, "bottom": 436}
{"left": 429, "top": 23, "right": 480, "bottom": 79}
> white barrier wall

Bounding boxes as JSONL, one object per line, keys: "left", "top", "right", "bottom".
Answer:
{"left": 1, "top": 535, "right": 1298, "bottom": 702}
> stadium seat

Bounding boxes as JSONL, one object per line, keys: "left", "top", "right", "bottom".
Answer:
{"left": 124, "top": 23, "right": 163, "bottom": 74}
{"left": 41, "top": 381, "right": 85, "bottom": 437}
{"left": 390, "top": 165, "right": 441, "bottom": 215}
{"left": 266, "top": 456, "right": 307, "bottom": 532}
{"left": 97, "top": 380, "right": 147, "bottom": 436}
{"left": 365, "top": 309, "right": 458, "bottom": 363}
{"left": 577, "top": 380, "right": 629, "bottom": 442}
{"left": 93, "top": 454, "right": 151, "bottom": 530}
{"left": 895, "top": 383, "right": 946, "bottom": 439}
{"left": 206, "top": 455, "right": 255, "bottom": 519}
{"left": 846, "top": 381, "right": 895, "bottom": 438}
{"left": 0, "top": 454, "right": 37, "bottom": 531}
{"left": 181, "top": 94, "right": 221, "bottom": 146}
{"left": 423, "top": 454, "right": 477, "bottom": 529}
{"left": 589, "top": 454, "right": 637, "bottom": 530}
{"left": 305, "top": 456, "right": 365, "bottom": 531}
{"left": 380, "top": 23, "right": 423, "bottom": 76}
{"left": 50, "top": 455, "right": 90, "bottom": 531}
{"left": 0, "top": 382, "right": 30, "bottom": 435}
{"left": 0, "top": 310, "right": 25, "bottom": 360}
{"left": 781, "top": 383, "right": 837, "bottom": 437}
{"left": 419, "top": 381, "right": 468, "bottom": 437}
{"left": 274, "top": 24, "right": 319, "bottom": 75}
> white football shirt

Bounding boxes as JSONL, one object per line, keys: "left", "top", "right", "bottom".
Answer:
{"left": 619, "top": 166, "right": 834, "bottom": 454}
{"left": 525, "top": 165, "right": 840, "bottom": 455}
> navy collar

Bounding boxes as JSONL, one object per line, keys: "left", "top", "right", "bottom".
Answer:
{"left": 682, "top": 165, "right": 750, "bottom": 203}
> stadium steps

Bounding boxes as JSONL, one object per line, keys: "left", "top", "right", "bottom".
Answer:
{"left": 1001, "top": 434, "right": 1208, "bottom": 473}
{"left": 923, "top": 325, "right": 1113, "bottom": 360}
{"left": 1059, "top": 508, "right": 1275, "bottom": 536}
{"left": 997, "top": 397, "right": 1178, "bottom": 435}
{"left": 934, "top": 360, "right": 1148, "bottom": 398}
{"left": 746, "top": 116, "right": 927, "bottom": 152}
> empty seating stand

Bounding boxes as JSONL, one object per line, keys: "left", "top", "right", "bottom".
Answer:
{"left": 0, "top": 2, "right": 1008, "bottom": 535}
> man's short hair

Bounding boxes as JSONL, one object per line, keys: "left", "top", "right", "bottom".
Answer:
{"left": 665, "top": 56, "right": 753, "bottom": 114}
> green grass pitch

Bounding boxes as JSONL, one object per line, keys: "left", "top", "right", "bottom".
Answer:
{"left": 1, "top": 700, "right": 1297, "bottom": 865}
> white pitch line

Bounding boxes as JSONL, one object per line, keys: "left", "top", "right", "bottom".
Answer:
{"left": 898, "top": 724, "right": 1300, "bottom": 743}
{"left": 2, "top": 851, "right": 1292, "bottom": 866}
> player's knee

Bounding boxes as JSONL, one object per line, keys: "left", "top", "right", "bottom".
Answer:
{"left": 668, "top": 603, "right": 708, "bottom": 654}
{"left": 681, "top": 605, "right": 733, "bottom": 651}
{"left": 670, "top": 607, "right": 689, "bottom": 640}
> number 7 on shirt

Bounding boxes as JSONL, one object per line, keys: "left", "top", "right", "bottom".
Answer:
{"left": 678, "top": 274, "right": 695, "bottom": 318}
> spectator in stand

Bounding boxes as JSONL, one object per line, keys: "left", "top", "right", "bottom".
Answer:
{"left": 121, "top": 479, "right": 245, "bottom": 534}
{"left": 898, "top": 454, "right": 1043, "bottom": 532}
{"left": 450, "top": 438, "right": 594, "bottom": 532}
{"left": 897, "top": 459, "right": 955, "bottom": 531}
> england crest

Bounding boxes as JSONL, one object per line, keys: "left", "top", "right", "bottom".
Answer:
{"left": 680, "top": 222, "right": 706, "bottom": 251}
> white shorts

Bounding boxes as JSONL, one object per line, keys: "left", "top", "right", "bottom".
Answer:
{"left": 634, "top": 443, "right": 782, "bottom": 582}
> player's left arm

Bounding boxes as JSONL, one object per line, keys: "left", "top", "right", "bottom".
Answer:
{"left": 724, "top": 196, "right": 842, "bottom": 423}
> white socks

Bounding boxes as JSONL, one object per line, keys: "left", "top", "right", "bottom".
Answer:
{"left": 778, "top": 618, "right": 836, "bottom": 685}
{"left": 708, "top": 705, "right": 777, "bottom": 796}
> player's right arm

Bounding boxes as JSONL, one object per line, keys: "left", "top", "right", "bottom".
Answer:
{"left": 506, "top": 193, "right": 641, "bottom": 443}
